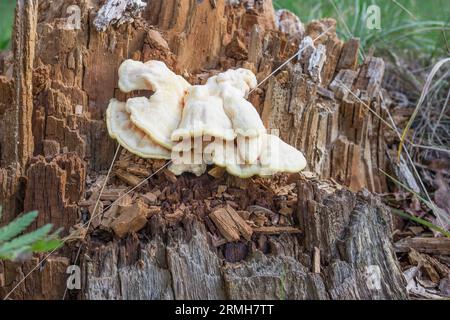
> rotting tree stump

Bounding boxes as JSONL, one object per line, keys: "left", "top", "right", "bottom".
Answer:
{"left": 0, "top": 0, "right": 406, "bottom": 299}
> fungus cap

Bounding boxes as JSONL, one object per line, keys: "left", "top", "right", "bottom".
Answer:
{"left": 258, "top": 134, "right": 307, "bottom": 173}
{"left": 210, "top": 69, "right": 265, "bottom": 137}
{"left": 236, "top": 134, "right": 263, "bottom": 164}
{"left": 106, "top": 99, "right": 171, "bottom": 159}
{"left": 171, "top": 84, "right": 235, "bottom": 142}
{"left": 119, "top": 60, "right": 190, "bottom": 149}
{"left": 126, "top": 92, "right": 186, "bottom": 150}
{"left": 168, "top": 162, "right": 207, "bottom": 177}
{"left": 169, "top": 147, "right": 207, "bottom": 177}
{"left": 118, "top": 59, "right": 189, "bottom": 94}
{"left": 209, "top": 134, "right": 307, "bottom": 178}
{"left": 222, "top": 92, "right": 266, "bottom": 137}
{"left": 208, "top": 68, "right": 257, "bottom": 96}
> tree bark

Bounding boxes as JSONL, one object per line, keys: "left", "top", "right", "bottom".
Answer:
{"left": 0, "top": 0, "right": 406, "bottom": 300}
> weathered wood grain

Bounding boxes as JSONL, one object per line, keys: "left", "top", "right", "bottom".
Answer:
{"left": 0, "top": 0, "right": 403, "bottom": 300}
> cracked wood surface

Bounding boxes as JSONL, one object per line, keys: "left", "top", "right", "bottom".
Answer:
{"left": 0, "top": 0, "right": 404, "bottom": 300}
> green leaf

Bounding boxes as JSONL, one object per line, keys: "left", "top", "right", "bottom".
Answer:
{"left": 0, "top": 224, "right": 53, "bottom": 254}
{"left": 31, "top": 238, "right": 63, "bottom": 253}
{"left": 0, "top": 210, "right": 39, "bottom": 243}
{"left": 0, "top": 245, "right": 31, "bottom": 261}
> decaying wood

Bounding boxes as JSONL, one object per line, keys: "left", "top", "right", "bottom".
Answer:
{"left": 24, "top": 153, "right": 86, "bottom": 232}
{"left": 252, "top": 226, "right": 302, "bottom": 234}
{"left": 94, "top": 0, "right": 147, "bottom": 32}
{"left": 77, "top": 176, "right": 406, "bottom": 300}
{"left": 395, "top": 237, "right": 450, "bottom": 255}
{"left": 0, "top": 0, "right": 406, "bottom": 300}
{"left": 110, "top": 201, "right": 148, "bottom": 238}
{"left": 313, "top": 247, "right": 321, "bottom": 274}
{"left": 114, "top": 169, "right": 143, "bottom": 187}
{"left": 210, "top": 206, "right": 253, "bottom": 242}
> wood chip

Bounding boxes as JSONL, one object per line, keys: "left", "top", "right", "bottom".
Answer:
{"left": 100, "top": 188, "right": 127, "bottom": 201}
{"left": 210, "top": 234, "right": 227, "bottom": 247}
{"left": 210, "top": 208, "right": 240, "bottom": 242}
{"left": 65, "top": 223, "right": 87, "bottom": 243}
{"left": 110, "top": 201, "right": 148, "bottom": 238}
{"left": 279, "top": 205, "right": 293, "bottom": 216}
{"left": 115, "top": 169, "right": 144, "bottom": 187}
{"left": 226, "top": 205, "right": 253, "bottom": 241}
{"left": 313, "top": 247, "right": 321, "bottom": 274}
{"left": 208, "top": 166, "right": 226, "bottom": 179}
{"left": 252, "top": 226, "right": 302, "bottom": 234}
{"left": 163, "top": 169, "right": 177, "bottom": 183}
{"left": 148, "top": 205, "right": 161, "bottom": 217}
{"left": 88, "top": 201, "right": 104, "bottom": 229}
{"left": 100, "top": 204, "right": 119, "bottom": 230}
{"left": 251, "top": 212, "right": 268, "bottom": 227}
{"left": 127, "top": 166, "right": 151, "bottom": 177}
{"left": 273, "top": 183, "right": 296, "bottom": 196}
{"left": 216, "top": 185, "right": 227, "bottom": 197}
{"left": 395, "top": 237, "right": 450, "bottom": 255}
{"left": 408, "top": 249, "right": 441, "bottom": 284}
{"left": 237, "top": 210, "right": 251, "bottom": 220}
{"left": 209, "top": 206, "right": 253, "bottom": 242}
{"left": 141, "top": 192, "right": 158, "bottom": 205}
{"left": 165, "top": 209, "right": 184, "bottom": 225}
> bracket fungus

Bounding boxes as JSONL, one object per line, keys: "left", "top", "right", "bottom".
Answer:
{"left": 171, "top": 84, "right": 235, "bottom": 142}
{"left": 106, "top": 99, "right": 171, "bottom": 159}
{"left": 169, "top": 136, "right": 207, "bottom": 177}
{"left": 106, "top": 59, "right": 307, "bottom": 179}
{"left": 119, "top": 59, "right": 191, "bottom": 149}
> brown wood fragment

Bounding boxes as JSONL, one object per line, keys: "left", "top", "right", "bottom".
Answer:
{"left": 329, "top": 69, "right": 357, "bottom": 99}
{"left": 165, "top": 209, "right": 184, "bottom": 225}
{"left": 210, "top": 205, "right": 253, "bottom": 242}
{"left": 225, "top": 205, "right": 253, "bottom": 241}
{"left": 110, "top": 201, "right": 148, "bottom": 238}
{"left": 141, "top": 192, "right": 158, "bottom": 205}
{"left": 251, "top": 213, "right": 269, "bottom": 227}
{"left": 163, "top": 169, "right": 177, "bottom": 183}
{"left": 147, "top": 206, "right": 161, "bottom": 217}
{"left": 208, "top": 166, "right": 226, "bottom": 179}
{"left": 127, "top": 166, "right": 151, "bottom": 177}
{"left": 408, "top": 249, "right": 442, "bottom": 284}
{"left": 279, "top": 204, "right": 294, "bottom": 216}
{"left": 100, "top": 188, "right": 127, "bottom": 201}
{"left": 395, "top": 237, "right": 450, "bottom": 255}
{"left": 100, "top": 204, "right": 120, "bottom": 230}
{"left": 252, "top": 226, "right": 302, "bottom": 234}
{"left": 115, "top": 169, "right": 144, "bottom": 187}
{"left": 337, "top": 38, "right": 360, "bottom": 71}
{"left": 313, "top": 247, "right": 321, "bottom": 274}
{"left": 146, "top": 29, "right": 170, "bottom": 51}
{"left": 89, "top": 201, "right": 104, "bottom": 229}
{"left": 210, "top": 208, "right": 241, "bottom": 242}
{"left": 225, "top": 35, "right": 248, "bottom": 60}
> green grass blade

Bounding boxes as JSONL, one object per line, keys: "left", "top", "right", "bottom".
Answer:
{"left": 379, "top": 169, "right": 433, "bottom": 207}
{"left": 391, "top": 208, "right": 450, "bottom": 238}
{"left": 398, "top": 58, "right": 450, "bottom": 159}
